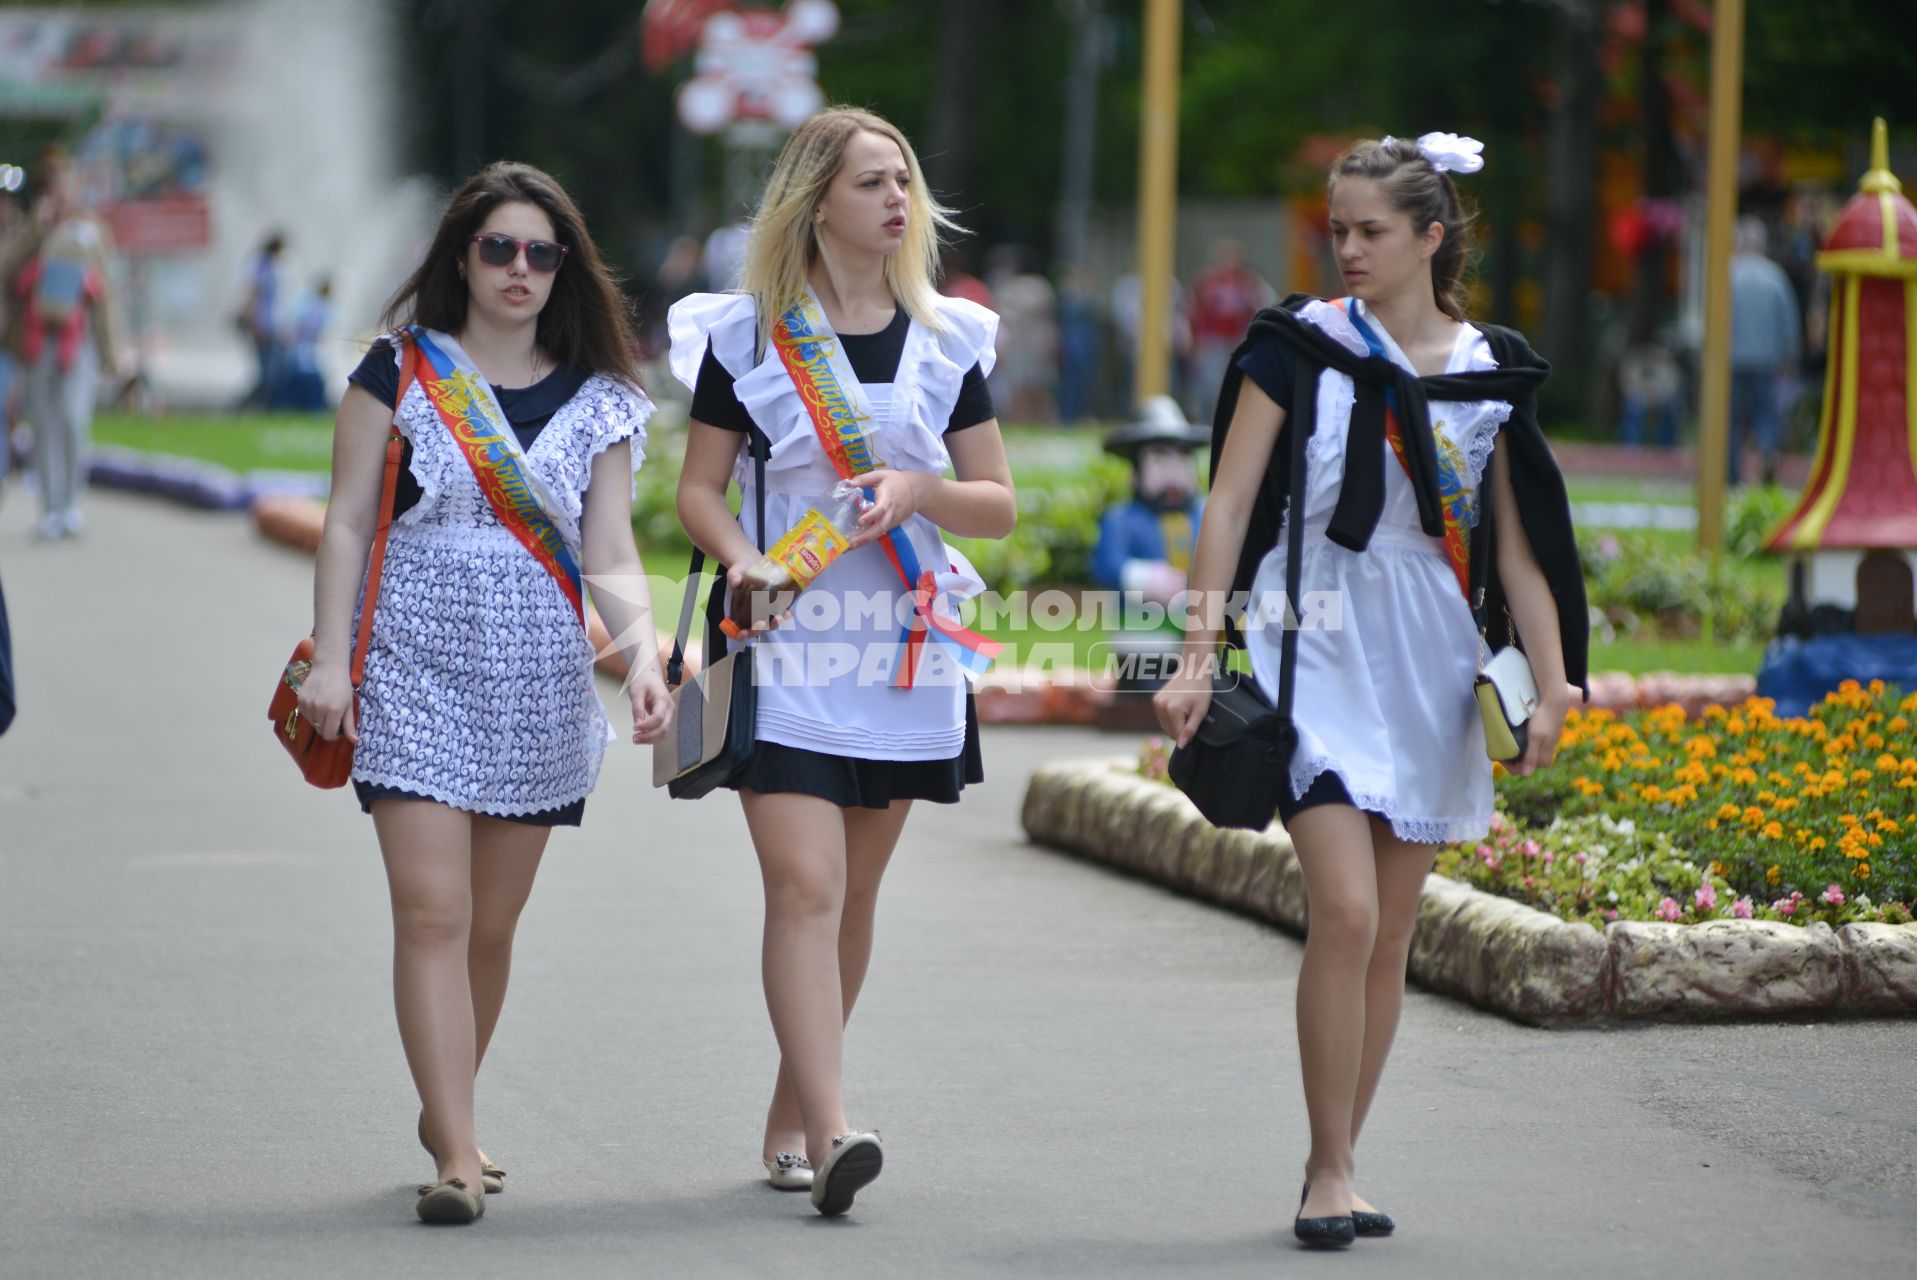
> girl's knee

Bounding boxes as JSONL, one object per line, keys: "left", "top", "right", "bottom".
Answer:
{"left": 394, "top": 900, "right": 469, "bottom": 949}
{"left": 1306, "top": 895, "right": 1379, "bottom": 956}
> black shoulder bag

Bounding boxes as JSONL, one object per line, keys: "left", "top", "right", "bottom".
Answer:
{"left": 652, "top": 426, "right": 767, "bottom": 799}
{"left": 1167, "top": 386, "right": 1308, "bottom": 830}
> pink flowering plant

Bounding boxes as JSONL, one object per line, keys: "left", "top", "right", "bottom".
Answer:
{"left": 1431, "top": 811, "right": 1911, "bottom": 928}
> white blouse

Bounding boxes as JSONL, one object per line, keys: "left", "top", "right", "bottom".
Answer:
{"left": 668, "top": 292, "right": 1000, "bottom": 760}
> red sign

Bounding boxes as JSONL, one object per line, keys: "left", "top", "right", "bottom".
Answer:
{"left": 108, "top": 194, "right": 209, "bottom": 254}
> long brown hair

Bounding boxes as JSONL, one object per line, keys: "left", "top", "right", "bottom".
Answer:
{"left": 1329, "top": 138, "right": 1475, "bottom": 322}
{"left": 381, "top": 161, "right": 642, "bottom": 386}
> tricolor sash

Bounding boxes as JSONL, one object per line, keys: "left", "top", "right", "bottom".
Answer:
{"left": 769, "top": 291, "right": 1001, "bottom": 688}
{"left": 1336, "top": 300, "right": 1475, "bottom": 599}
{"left": 400, "top": 326, "right": 587, "bottom": 625}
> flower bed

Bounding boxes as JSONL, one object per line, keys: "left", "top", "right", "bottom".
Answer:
{"left": 1136, "top": 678, "right": 1917, "bottom": 929}
{"left": 1489, "top": 681, "right": 1916, "bottom": 923}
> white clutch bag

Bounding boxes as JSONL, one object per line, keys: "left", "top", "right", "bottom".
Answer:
{"left": 1474, "top": 645, "right": 1539, "bottom": 762}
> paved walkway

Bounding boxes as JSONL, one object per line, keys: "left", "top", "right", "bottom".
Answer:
{"left": 1, "top": 490, "right": 1912, "bottom": 1279}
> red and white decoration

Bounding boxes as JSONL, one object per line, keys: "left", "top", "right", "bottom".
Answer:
{"left": 645, "top": 0, "right": 839, "bottom": 136}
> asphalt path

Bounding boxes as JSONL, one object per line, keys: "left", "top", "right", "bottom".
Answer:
{"left": 1, "top": 490, "right": 1912, "bottom": 1278}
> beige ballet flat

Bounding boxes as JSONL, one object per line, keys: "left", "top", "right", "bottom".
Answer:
{"left": 416, "top": 1178, "right": 485, "bottom": 1224}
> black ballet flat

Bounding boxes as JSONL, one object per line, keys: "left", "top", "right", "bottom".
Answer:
{"left": 1352, "top": 1208, "right": 1395, "bottom": 1237}
{"left": 1294, "top": 1183, "right": 1356, "bottom": 1250}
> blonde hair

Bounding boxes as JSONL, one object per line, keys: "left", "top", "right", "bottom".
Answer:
{"left": 742, "top": 106, "right": 963, "bottom": 348}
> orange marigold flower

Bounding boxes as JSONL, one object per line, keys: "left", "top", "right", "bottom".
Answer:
{"left": 1856, "top": 862, "right": 1872, "bottom": 879}
{"left": 1853, "top": 769, "right": 1874, "bottom": 784}
{"left": 1717, "top": 803, "right": 1742, "bottom": 820}
{"left": 1708, "top": 818, "right": 1720, "bottom": 830}
{"left": 1776, "top": 797, "right": 1800, "bottom": 812}
{"left": 1878, "top": 754, "right": 1901, "bottom": 771}
{"left": 1865, "top": 733, "right": 1887, "bottom": 750}
{"left": 1868, "top": 833, "right": 1883, "bottom": 847}
{"left": 1889, "top": 717, "right": 1911, "bottom": 734}
{"left": 1840, "top": 813, "right": 1861, "bottom": 827}
{"left": 1756, "top": 790, "right": 1778, "bottom": 804}
{"left": 1733, "top": 768, "right": 1760, "bottom": 786}
{"left": 1878, "top": 818, "right": 1900, "bottom": 834}
{"left": 1761, "top": 821, "right": 1785, "bottom": 840}
{"left": 1808, "top": 837, "right": 1827, "bottom": 852}
{"left": 1742, "top": 806, "right": 1766, "bottom": 826}
{"left": 1766, "top": 864, "right": 1782, "bottom": 884}
{"left": 1686, "top": 736, "right": 1716, "bottom": 759}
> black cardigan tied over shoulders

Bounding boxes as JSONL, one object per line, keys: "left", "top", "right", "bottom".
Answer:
{"left": 1209, "top": 294, "right": 1590, "bottom": 697}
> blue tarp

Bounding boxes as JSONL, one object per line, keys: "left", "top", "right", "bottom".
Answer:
{"left": 1756, "top": 633, "right": 1917, "bottom": 715}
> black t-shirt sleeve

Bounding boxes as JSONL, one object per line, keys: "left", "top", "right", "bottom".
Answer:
{"left": 689, "top": 346, "right": 756, "bottom": 433}
{"left": 946, "top": 362, "right": 995, "bottom": 433}
{"left": 1236, "top": 334, "right": 1296, "bottom": 413}
{"left": 347, "top": 338, "right": 401, "bottom": 408}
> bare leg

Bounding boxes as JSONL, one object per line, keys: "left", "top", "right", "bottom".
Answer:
{"left": 1347, "top": 818, "right": 1437, "bottom": 1212}
{"left": 742, "top": 790, "right": 852, "bottom": 1166}
{"left": 374, "top": 799, "right": 484, "bottom": 1192}
{"left": 763, "top": 801, "right": 912, "bottom": 1161}
{"left": 1287, "top": 803, "right": 1378, "bottom": 1221}
{"left": 469, "top": 816, "right": 551, "bottom": 1070}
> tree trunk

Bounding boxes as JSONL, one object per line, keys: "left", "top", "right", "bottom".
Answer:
{"left": 924, "top": 0, "right": 993, "bottom": 201}
{"left": 1540, "top": 0, "right": 1603, "bottom": 408}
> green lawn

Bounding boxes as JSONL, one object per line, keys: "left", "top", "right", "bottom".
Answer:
{"left": 94, "top": 412, "right": 335, "bottom": 473}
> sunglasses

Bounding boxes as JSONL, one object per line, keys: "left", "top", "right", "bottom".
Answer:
{"left": 468, "top": 233, "right": 568, "bottom": 273}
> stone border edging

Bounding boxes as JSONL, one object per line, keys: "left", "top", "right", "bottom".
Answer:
{"left": 1019, "top": 759, "right": 1917, "bottom": 1025}
{"left": 91, "top": 445, "right": 328, "bottom": 511}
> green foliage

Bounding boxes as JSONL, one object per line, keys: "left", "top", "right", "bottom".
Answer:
{"left": 1582, "top": 529, "right": 1784, "bottom": 645}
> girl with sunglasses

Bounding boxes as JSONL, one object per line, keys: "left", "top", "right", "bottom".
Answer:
{"left": 672, "top": 107, "right": 1016, "bottom": 1216}
{"left": 298, "top": 161, "right": 671, "bottom": 1224}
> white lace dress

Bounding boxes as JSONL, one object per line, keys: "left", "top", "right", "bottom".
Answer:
{"left": 1242, "top": 298, "right": 1511, "bottom": 844}
{"left": 349, "top": 370, "right": 653, "bottom": 817}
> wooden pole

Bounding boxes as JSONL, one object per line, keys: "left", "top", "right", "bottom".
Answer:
{"left": 1696, "top": 0, "right": 1744, "bottom": 554}
{"left": 1133, "top": 0, "right": 1180, "bottom": 410}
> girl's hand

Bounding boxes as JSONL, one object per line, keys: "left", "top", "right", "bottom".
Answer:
{"left": 1507, "top": 682, "right": 1581, "bottom": 776}
{"left": 845, "top": 468, "right": 922, "bottom": 548}
{"left": 297, "top": 660, "right": 358, "bottom": 744}
{"left": 727, "top": 564, "right": 794, "bottom": 636}
{"left": 628, "top": 667, "right": 673, "bottom": 745}
{"left": 1153, "top": 669, "right": 1215, "bottom": 748}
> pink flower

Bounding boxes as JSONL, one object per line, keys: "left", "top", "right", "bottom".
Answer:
{"left": 1475, "top": 844, "right": 1493, "bottom": 861}
{"left": 1694, "top": 883, "right": 1717, "bottom": 912}
{"left": 1489, "top": 813, "right": 1507, "bottom": 834}
{"left": 1822, "top": 885, "right": 1845, "bottom": 907}
{"left": 1573, "top": 852, "right": 1589, "bottom": 865}
{"left": 1732, "top": 896, "right": 1754, "bottom": 920}
{"left": 1522, "top": 839, "right": 1541, "bottom": 858}
{"left": 1773, "top": 897, "right": 1797, "bottom": 917}
{"left": 1542, "top": 850, "right": 1556, "bottom": 864}
{"left": 1654, "top": 897, "right": 1682, "bottom": 922}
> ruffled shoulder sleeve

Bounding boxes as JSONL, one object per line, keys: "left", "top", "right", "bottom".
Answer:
{"left": 667, "top": 292, "right": 761, "bottom": 390}
{"left": 926, "top": 295, "right": 1001, "bottom": 378}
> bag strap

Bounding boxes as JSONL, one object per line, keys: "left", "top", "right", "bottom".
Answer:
{"left": 1467, "top": 462, "right": 1495, "bottom": 670}
{"left": 1274, "top": 375, "right": 1307, "bottom": 725}
{"left": 667, "top": 426, "right": 766, "bottom": 688}
{"left": 349, "top": 346, "right": 415, "bottom": 690}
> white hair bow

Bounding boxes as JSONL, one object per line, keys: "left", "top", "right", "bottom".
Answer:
{"left": 1382, "top": 131, "right": 1486, "bottom": 175}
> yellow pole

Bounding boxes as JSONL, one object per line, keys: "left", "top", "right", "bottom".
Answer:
{"left": 1696, "top": 0, "right": 1744, "bottom": 555}
{"left": 1133, "top": 0, "right": 1181, "bottom": 410}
